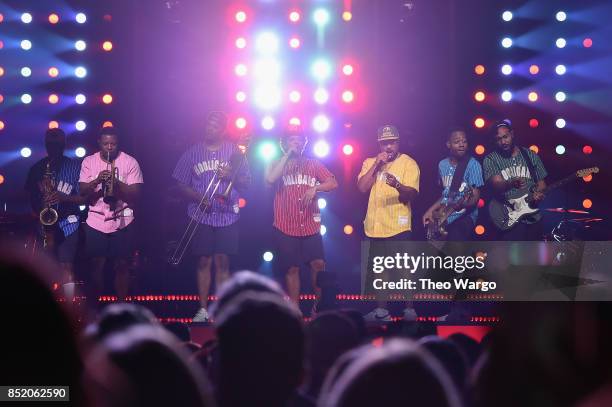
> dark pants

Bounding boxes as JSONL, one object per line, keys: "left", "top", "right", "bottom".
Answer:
{"left": 499, "top": 221, "right": 544, "bottom": 241}
{"left": 446, "top": 216, "right": 475, "bottom": 241}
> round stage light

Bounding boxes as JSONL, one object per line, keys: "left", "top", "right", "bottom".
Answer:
{"left": 529, "top": 65, "right": 539, "bottom": 75}
{"left": 528, "top": 91, "right": 538, "bottom": 102}
{"left": 48, "top": 67, "right": 59, "bottom": 77}
{"left": 556, "top": 118, "right": 566, "bottom": 128}
{"left": 75, "top": 13, "right": 87, "bottom": 24}
{"left": 235, "top": 37, "right": 246, "bottom": 49}
{"left": 475, "top": 145, "right": 485, "bottom": 155}
{"left": 342, "top": 11, "right": 352, "bottom": 21}
{"left": 0, "top": 94, "right": 3, "bottom": 103}
{"left": 259, "top": 141, "right": 278, "bottom": 162}
{"left": 235, "top": 11, "right": 247, "bottom": 23}
{"left": 529, "top": 119, "right": 539, "bottom": 128}
{"left": 583, "top": 174, "right": 593, "bottom": 183}
{"left": 555, "top": 91, "right": 566, "bottom": 102}
{"left": 238, "top": 198, "right": 247, "bottom": 208}
{"left": 0, "top": 67, "right": 4, "bottom": 77}
{"left": 0, "top": 121, "right": 4, "bottom": 130}
{"left": 102, "top": 94, "right": 113, "bottom": 104}
{"left": 0, "top": 175, "right": 4, "bottom": 185}
{"left": 21, "top": 94, "right": 32, "bottom": 104}
{"left": 311, "top": 59, "right": 332, "bottom": 81}
{"left": 556, "top": 38, "right": 566, "bottom": 48}
{"left": 556, "top": 11, "right": 567, "bottom": 22}
{"left": 501, "top": 37, "right": 513, "bottom": 48}
{"left": 48, "top": 121, "right": 59, "bottom": 129}
{"left": 475, "top": 225, "right": 485, "bottom": 235}
{"left": 343, "top": 144, "right": 354, "bottom": 155}
{"left": 583, "top": 199, "right": 592, "bottom": 209}
{"left": 474, "top": 118, "right": 485, "bottom": 129}
{"left": 501, "top": 64, "right": 512, "bottom": 75}
{"left": 289, "top": 117, "right": 301, "bottom": 126}
{"left": 75, "top": 66, "right": 87, "bottom": 78}
{"left": 21, "top": 147, "right": 32, "bottom": 158}
{"left": 318, "top": 198, "right": 327, "bottom": 209}
{"left": 103, "top": 121, "right": 113, "bottom": 128}
{"left": 75, "top": 147, "right": 86, "bottom": 158}
{"left": 75, "top": 94, "right": 86, "bottom": 104}
{"left": 555, "top": 145, "right": 566, "bottom": 155}
{"left": 235, "top": 117, "right": 247, "bottom": 129}
{"left": 502, "top": 11, "right": 513, "bottom": 21}
{"left": 555, "top": 64, "right": 566, "bottom": 75}
{"left": 263, "top": 251, "right": 274, "bottom": 262}
{"left": 583, "top": 38, "right": 593, "bottom": 48}
{"left": 261, "top": 116, "right": 275, "bottom": 130}
{"left": 583, "top": 145, "right": 593, "bottom": 155}
{"left": 255, "top": 32, "right": 279, "bottom": 54}
{"left": 21, "top": 40, "right": 32, "bottom": 50}
{"left": 75, "top": 40, "right": 86, "bottom": 51}
{"left": 21, "top": 13, "right": 33, "bottom": 24}
{"left": 501, "top": 91, "right": 512, "bottom": 102}
{"left": 21, "top": 67, "right": 32, "bottom": 77}
{"left": 314, "top": 88, "right": 329, "bottom": 104}
{"left": 313, "top": 115, "right": 330, "bottom": 133}
{"left": 289, "top": 90, "right": 301, "bottom": 103}
{"left": 474, "top": 65, "right": 485, "bottom": 75}
{"left": 48, "top": 94, "right": 59, "bottom": 104}
{"left": 289, "top": 11, "right": 300, "bottom": 23}
{"left": 313, "top": 8, "right": 330, "bottom": 26}
{"left": 313, "top": 140, "right": 330, "bottom": 157}
{"left": 342, "top": 90, "right": 354, "bottom": 103}
{"left": 48, "top": 13, "right": 59, "bottom": 24}
{"left": 254, "top": 59, "right": 281, "bottom": 81}
{"left": 474, "top": 91, "right": 485, "bottom": 102}
{"left": 343, "top": 225, "right": 354, "bottom": 235}
{"left": 75, "top": 120, "right": 86, "bottom": 131}
{"left": 102, "top": 41, "right": 113, "bottom": 51}
{"left": 320, "top": 225, "right": 327, "bottom": 236}
{"left": 234, "top": 63, "right": 247, "bottom": 76}
{"left": 529, "top": 145, "right": 539, "bottom": 154}
{"left": 289, "top": 37, "right": 301, "bottom": 48}
{"left": 235, "top": 91, "right": 246, "bottom": 102}
{"left": 342, "top": 64, "right": 354, "bottom": 76}
{"left": 254, "top": 86, "right": 281, "bottom": 110}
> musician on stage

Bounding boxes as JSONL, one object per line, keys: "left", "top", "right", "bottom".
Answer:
{"left": 265, "top": 126, "right": 337, "bottom": 305}
{"left": 79, "top": 126, "right": 143, "bottom": 303}
{"left": 483, "top": 119, "right": 547, "bottom": 240}
{"left": 24, "top": 128, "right": 85, "bottom": 297}
{"left": 173, "top": 111, "right": 250, "bottom": 322}
{"left": 357, "top": 125, "right": 419, "bottom": 321}
{"left": 423, "top": 128, "right": 483, "bottom": 240}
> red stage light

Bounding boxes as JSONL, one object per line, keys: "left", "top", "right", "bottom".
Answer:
{"left": 583, "top": 145, "right": 593, "bottom": 154}
{"left": 238, "top": 198, "right": 247, "bottom": 208}
{"left": 583, "top": 199, "right": 592, "bottom": 209}
{"left": 102, "top": 121, "right": 113, "bottom": 128}
{"left": 475, "top": 145, "right": 485, "bottom": 155}
{"left": 477, "top": 198, "right": 485, "bottom": 208}
{"left": 0, "top": 94, "right": 3, "bottom": 103}
{"left": 583, "top": 174, "right": 593, "bottom": 183}
{"left": 529, "top": 118, "right": 539, "bottom": 128}
{"left": 529, "top": 145, "right": 539, "bottom": 154}
{"left": 0, "top": 174, "right": 4, "bottom": 185}
{"left": 0, "top": 40, "right": 3, "bottom": 49}
{"left": 475, "top": 225, "right": 485, "bottom": 235}
{"left": 583, "top": 38, "right": 593, "bottom": 48}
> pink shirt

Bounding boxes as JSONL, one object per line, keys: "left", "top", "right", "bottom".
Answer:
{"left": 79, "top": 151, "right": 143, "bottom": 233}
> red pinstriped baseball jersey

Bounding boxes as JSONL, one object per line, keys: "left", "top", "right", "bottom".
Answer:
{"left": 273, "top": 157, "right": 334, "bottom": 236}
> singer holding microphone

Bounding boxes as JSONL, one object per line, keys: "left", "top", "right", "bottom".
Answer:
{"left": 79, "top": 126, "right": 143, "bottom": 304}
{"left": 357, "top": 125, "right": 420, "bottom": 321}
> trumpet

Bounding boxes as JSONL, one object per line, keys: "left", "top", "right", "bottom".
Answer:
{"left": 169, "top": 141, "right": 249, "bottom": 265}
{"left": 39, "top": 161, "right": 59, "bottom": 227}
{"left": 103, "top": 151, "right": 118, "bottom": 206}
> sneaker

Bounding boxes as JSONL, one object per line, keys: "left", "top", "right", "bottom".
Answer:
{"left": 364, "top": 307, "right": 392, "bottom": 322}
{"left": 403, "top": 307, "right": 418, "bottom": 321}
{"left": 192, "top": 307, "right": 209, "bottom": 322}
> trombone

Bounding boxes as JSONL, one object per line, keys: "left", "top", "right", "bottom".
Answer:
{"left": 168, "top": 142, "right": 249, "bottom": 265}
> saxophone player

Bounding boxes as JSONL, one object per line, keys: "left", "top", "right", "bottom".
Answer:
{"left": 172, "top": 111, "right": 251, "bottom": 322}
{"left": 24, "top": 128, "right": 86, "bottom": 296}
{"left": 79, "top": 127, "right": 143, "bottom": 303}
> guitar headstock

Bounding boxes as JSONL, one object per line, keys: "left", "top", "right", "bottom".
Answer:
{"left": 576, "top": 167, "right": 599, "bottom": 178}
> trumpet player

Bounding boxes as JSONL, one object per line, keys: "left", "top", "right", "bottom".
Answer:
{"left": 357, "top": 125, "right": 420, "bottom": 321}
{"left": 79, "top": 127, "right": 143, "bottom": 303}
{"left": 173, "top": 111, "right": 250, "bottom": 322}
{"left": 25, "top": 128, "right": 85, "bottom": 294}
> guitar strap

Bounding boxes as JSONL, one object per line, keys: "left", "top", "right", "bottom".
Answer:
{"left": 449, "top": 155, "right": 470, "bottom": 196}
{"left": 518, "top": 147, "right": 540, "bottom": 183}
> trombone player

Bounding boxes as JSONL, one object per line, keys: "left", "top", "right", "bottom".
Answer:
{"left": 25, "top": 128, "right": 86, "bottom": 297}
{"left": 172, "top": 111, "right": 251, "bottom": 322}
{"left": 79, "top": 127, "right": 143, "bottom": 304}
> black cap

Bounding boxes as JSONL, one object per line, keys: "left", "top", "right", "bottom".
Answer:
{"left": 495, "top": 119, "right": 513, "bottom": 131}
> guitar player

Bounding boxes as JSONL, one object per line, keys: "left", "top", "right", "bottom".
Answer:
{"left": 423, "top": 128, "right": 483, "bottom": 241}
{"left": 483, "top": 119, "right": 548, "bottom": 240}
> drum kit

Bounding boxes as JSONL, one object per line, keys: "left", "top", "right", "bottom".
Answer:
{"left": 543, "top": 207, "right": 605, "bottom": 241}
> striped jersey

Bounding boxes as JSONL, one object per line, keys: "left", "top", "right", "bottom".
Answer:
{"left": 358, "top": 153, "right": 420, "bottom": 238}
{"left": 438, "top": 157, "right": 484, "bottom": 225}
{"left": 79, "top": 151, "right": 143, "bottom": 233}
{"left": 173, "top": 141, "right": 248, "bottom": 227}
{"left": 483, "top": 148, "right": 547, "bottom": 223}
{"left": 272, "top": 157, "right": 333, "bottom": 237}
{"left": 25, "top": 156, "right": 82, "bottom": 237}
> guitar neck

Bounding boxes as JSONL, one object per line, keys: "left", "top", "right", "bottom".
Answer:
{"left": 544, "top": 174, "right": 578, "bottom": 193}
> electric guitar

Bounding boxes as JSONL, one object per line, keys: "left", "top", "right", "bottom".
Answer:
{"left": 488, "top": 167, "right": 599, "bottom": 231}
{"left": 426, "top": 186, "right": 473, "bottom": 241}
